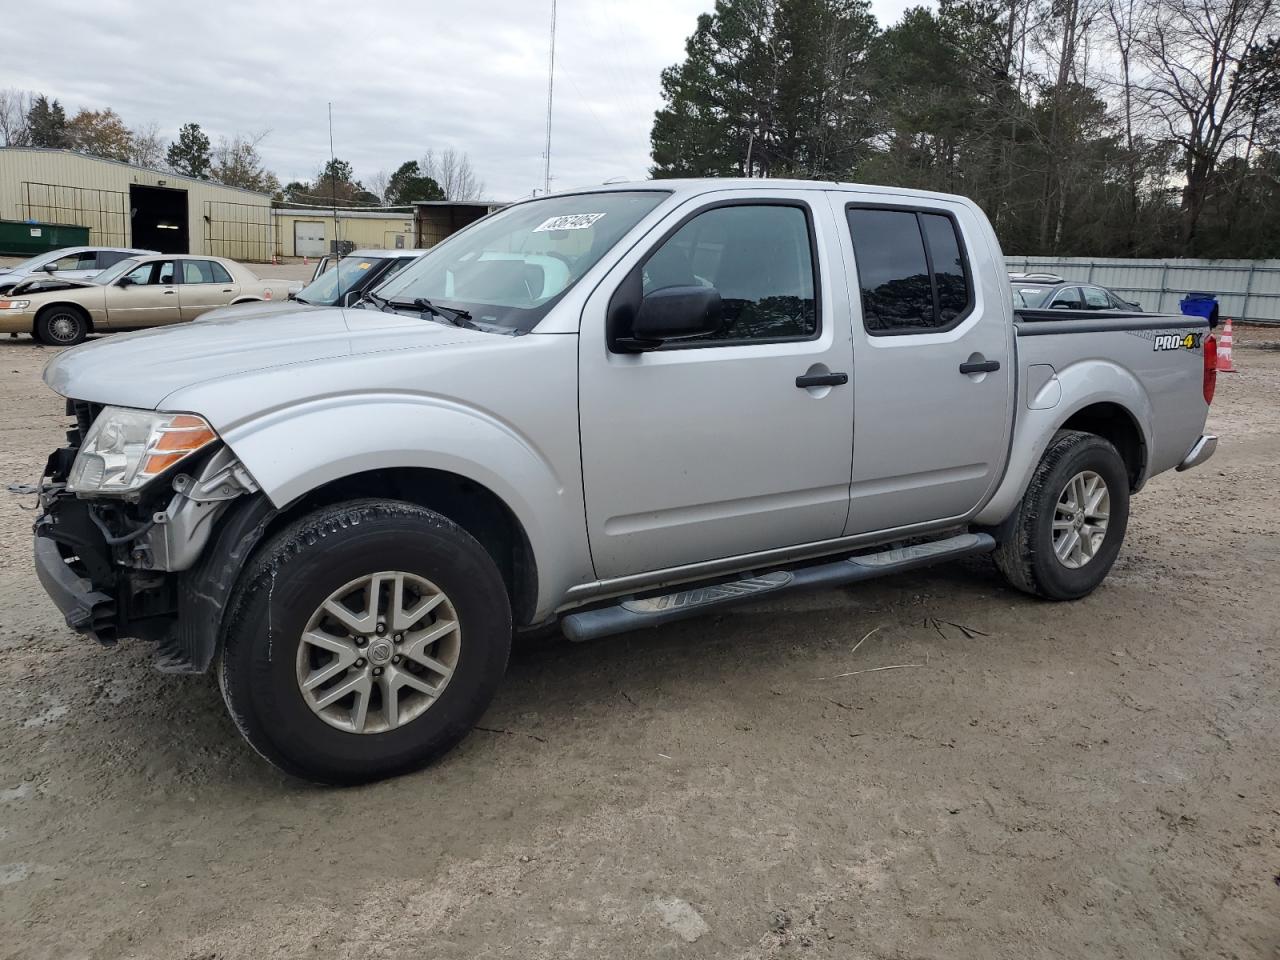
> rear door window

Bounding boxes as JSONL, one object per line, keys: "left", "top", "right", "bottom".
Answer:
{"left": 95, "top": 251, "right": 133, "bottom": 269}
{"left": 846, "top": 207, "right": 973, "bottom": 334}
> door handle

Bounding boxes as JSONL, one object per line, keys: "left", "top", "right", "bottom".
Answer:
{"left": 163, "top": 290, "right": 176, "bottom": 295}
{"left": 959, "top": 359, "right": 1000, "bottom": 374}
{"left": 796, "top": 372, "right": 849, "bottom": 388}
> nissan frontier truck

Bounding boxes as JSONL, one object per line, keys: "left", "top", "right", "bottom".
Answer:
{"left": 31, "top": 179, "right": 1218, "bottom": 783}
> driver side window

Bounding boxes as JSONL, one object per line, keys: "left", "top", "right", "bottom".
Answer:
{"left": 1050, "top": 286, "right": 1083, "bottom": 309}
{"left": 122, "top": 262, "right": 155, "bottom": 286}
{"left": 640, "top": 203, "right": 818, "bottom": 345}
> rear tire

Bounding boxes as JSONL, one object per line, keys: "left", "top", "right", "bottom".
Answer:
{"left": 993, "top": 430, "right": 1129, "bottom": 600}
{"left": 217, "top": 499, "right": 512, "bottom": 784}
{"left": 34, "top": 305, "right": 89, "bottom": 346}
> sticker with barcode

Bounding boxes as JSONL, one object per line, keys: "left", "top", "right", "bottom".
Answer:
{"left": 533, "top": 213, "right": 605, "bottom": 232}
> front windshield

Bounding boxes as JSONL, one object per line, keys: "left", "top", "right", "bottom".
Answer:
{"left": 376, "top": 191, "right": 670, "bottom": 332}
{"left": 299, "top": 256, "right": 387, "bottom": 305}
{"left": 4, "top": 251, "right": 56, "bottom": 273}
{"left": 94, "top": 257, "right": 142, "bottom": 285}
{"left": 1012, "top": 284, "right": 1051, "bottom": 308}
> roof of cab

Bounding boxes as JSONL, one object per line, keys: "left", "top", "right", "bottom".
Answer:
{"left": 550, "top": 177, "right": 981, "bottom": 208}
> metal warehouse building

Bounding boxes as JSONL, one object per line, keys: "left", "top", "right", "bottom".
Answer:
{"left": 0, "top": 147, "right": 274, "bottom": 260}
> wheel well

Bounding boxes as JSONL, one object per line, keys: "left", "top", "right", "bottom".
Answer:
{"left": 268, "top": 468, "right": 539, "bottom": 627}
{"left": 35, "top": 301, "right": 93, "bottom": 331}
{"left": 1059, "top": 402, "right": 1145, "bottom": 488}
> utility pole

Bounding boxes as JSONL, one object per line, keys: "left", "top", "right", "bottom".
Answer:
{"left": 543, "top": 0, "right": 556, "bottom": 195}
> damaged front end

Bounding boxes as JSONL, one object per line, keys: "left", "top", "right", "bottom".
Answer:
{"left": 33, "top": 399, "right": 273, "bottom": 672}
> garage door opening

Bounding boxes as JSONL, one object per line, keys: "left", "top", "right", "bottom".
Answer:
{"left": 130, "top": 184, "right": 189, "bottom": 253}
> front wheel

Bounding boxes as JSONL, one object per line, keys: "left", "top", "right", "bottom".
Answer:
{"left": 34, "top": 305, "right": 89, "bottom": 346}
{"left": 993, "top": 430, "right": 1130, "bottom": 600}
{"left": 218, "top": 499, "right": 512, "bottom": 784}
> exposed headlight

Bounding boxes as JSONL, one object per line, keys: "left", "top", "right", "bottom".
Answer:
{"left": 68, "top": 407, "right": 218, "bottom": 494}
{"left": 0, "top": 299, "right": 30, "bottom": 310}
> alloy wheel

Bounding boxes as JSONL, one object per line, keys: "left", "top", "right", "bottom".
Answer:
{"left": 1052, "top": 470, "right": 1110, "bottom": 569}
{"left": 295, "top": 571, "right": 461, "bottom": 734}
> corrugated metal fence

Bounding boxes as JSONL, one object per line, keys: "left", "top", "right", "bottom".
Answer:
{"left": 1005, "top": 257, "right": 1280, "bottom": 325}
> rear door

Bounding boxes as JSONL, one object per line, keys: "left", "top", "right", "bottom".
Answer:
{"left": 177, "top": 259, "right": 239, "bottom": 320}
{"left": 578, "top": 191, "right": 855, "bottom": 578}
{"left": 103, "top": 259, "right": 180, "bottom": 328}
{"left": 839, "top": 198, "right": 1014, "bottom": 535}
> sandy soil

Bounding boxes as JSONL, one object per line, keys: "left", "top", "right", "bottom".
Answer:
{"left": 0, "top": 337, "right": 1276, "bottom": 960}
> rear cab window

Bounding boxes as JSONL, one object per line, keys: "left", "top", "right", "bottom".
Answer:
{"left": 845, "top": 206, "right": 973, "bottom": 334}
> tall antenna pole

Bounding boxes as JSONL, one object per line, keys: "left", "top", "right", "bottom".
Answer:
{"left": 328, "top": 102, "right": 344, "bottom": 302}
{"left": 543, "top": 0, "right": 556, "bottom": 195}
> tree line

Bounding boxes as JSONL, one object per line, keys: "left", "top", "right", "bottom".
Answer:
{"left": 651, "top": 0, "right": 1279, "bottom": 258}
{"left": 0, "top": 91, "right": 486, "bottom": 204}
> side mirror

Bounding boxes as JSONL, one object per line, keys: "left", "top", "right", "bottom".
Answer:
{"left": 117, "top": 276, "right": 135, "bottom": 287}
{"left": 1050, "top": 302, "right": 1071, "bottom": 310}
{"left": 41, "top": 263, "right": 57, "bottom": 273}
{"left": 618, "top": 285, "right": 723, "bottom": 350}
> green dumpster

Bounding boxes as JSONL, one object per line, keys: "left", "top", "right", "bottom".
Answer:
{"left": 0, "top": 220, "right": 91, "bottom": 257}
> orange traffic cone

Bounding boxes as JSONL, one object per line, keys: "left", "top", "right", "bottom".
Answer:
{"left": 1218, "top": 317, "right": 1236, "bottom": 372}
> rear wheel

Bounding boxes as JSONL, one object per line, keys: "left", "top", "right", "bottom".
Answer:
{"left": 217, "top": 499, "right": 512, "bottom": 784}
{"left": 34, "top": 305, "right": 89, "bottom": 346}
{"left": 994, "top": 430, "right": 1130, "bottom": 600}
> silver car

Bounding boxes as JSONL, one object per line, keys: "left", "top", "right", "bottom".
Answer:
{"left": 0, "top": 246, "right": 156, "bottom": 295}
{"left": 31, "top": 179, "right": 1217, "bottom": 783}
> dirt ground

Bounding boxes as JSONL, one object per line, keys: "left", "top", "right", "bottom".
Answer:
{"left": 0, "top": 331, "right": 1277, "bottom": 960}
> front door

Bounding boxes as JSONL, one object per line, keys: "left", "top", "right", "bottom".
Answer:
{"left": 578, "top": 193, "right": 855, "bottom": 579}
{"left": 839, "top": 199, "right": 1014, "bottom": 534}
{"left": 103, "top": 259, "right": 180, "bottom": 328}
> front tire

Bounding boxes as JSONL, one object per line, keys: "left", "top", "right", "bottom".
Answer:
{"left": 34, "top": 305, "right": 89, "bottom": 346}
{"left": 218, "top": 499, "right": 512, "bottom": 784}
{"left": 993, "top": 430, "right": 1130, "bottom": 600}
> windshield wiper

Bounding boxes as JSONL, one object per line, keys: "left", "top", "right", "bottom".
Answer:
{"left": 357, "top": 289, "right": 386, "bottom": 309}
{"left": 387, "top": 297, "right": 478, "bottom": 329}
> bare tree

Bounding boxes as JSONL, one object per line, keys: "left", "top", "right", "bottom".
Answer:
{"left": 1104, "top": 0, "right": 1144, "bottom": 253}
{"left": 211, "top": 131, "right": 280, "bottom": 194}
{"left": 420, "top": 147, "right": 486, "bottom": 200}
{"left": 1133, "top": 0, "right": 1278, "bottom": 252}
{"left": 364, "top": 168, "right": 391, "bottom": 203}
{"left": 128, "top": 120, "right": 166, "bottom": 168}
{"left": 0, "top": 88, "right": 32, "bottom": 146}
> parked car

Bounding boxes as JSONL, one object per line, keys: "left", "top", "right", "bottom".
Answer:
{"left": 31, "top": 180, "right": 1217, "bottom": 783}
{"left": 1010, "top": 273, "right": 1142, "bottom": 311}
{"left": 0, "top": 255, "right": 293, "bottom": 345}
{"left": 0, "top": 246, "right": 156, "bottom": 296}
{"left": 196, "top": 248, "right": 424, "bottom": 323}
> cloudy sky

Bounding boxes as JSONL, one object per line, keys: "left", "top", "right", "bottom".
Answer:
{"left": 5, "top": 0, "right": 923, "bottom": 201}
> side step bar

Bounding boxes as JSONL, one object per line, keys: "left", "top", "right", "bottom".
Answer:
{"left": 561, "top": 532, "right": 996, "bottom": 642}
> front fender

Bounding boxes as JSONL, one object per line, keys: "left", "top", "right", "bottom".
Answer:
{"left": 218, "top": 392, "right": 592, "bottom": 619}
{"left": 975, "top": 358, "right": 1153, "bottom": 525}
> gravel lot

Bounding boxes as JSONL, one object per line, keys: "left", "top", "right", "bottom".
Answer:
{"left": 0, "top": 328, "right": 1277, "bottom": 959}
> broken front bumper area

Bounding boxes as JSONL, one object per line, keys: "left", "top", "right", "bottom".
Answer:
{"left": 33, "top": 525, "right": 117, "bottom": 639}
{"left": 31, "top": 407, "right": 273, "bottom": 671}
{"left": 32, "top": 486, "right": 170, "bottom": 648}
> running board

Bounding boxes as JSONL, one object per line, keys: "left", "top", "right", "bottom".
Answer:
{"left": 561, "top": 532, "right": 996, "bottom": 642}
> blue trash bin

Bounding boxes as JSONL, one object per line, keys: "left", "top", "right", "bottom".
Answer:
{"left": 1180, "top": 292, "right": 1219, "bottom": 328}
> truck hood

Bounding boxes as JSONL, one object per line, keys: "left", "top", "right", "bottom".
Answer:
{"left": 193, "top": 299, "right": 317, "bottom": 323}
{"left": 43, "top": 306, "right": 491, "bottom": 410}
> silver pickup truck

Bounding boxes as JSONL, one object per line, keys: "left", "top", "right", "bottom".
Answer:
{"left": 31, "top": 179, "right": 1218, "bottom": 783}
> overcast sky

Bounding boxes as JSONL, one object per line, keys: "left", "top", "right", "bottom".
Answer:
{"left": 5, "top": 0, "right": 924, "bottom": 201}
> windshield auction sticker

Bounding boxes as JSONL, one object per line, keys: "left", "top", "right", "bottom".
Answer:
{"left": 533, "top": 213, "right": 606, "bottom": 232}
